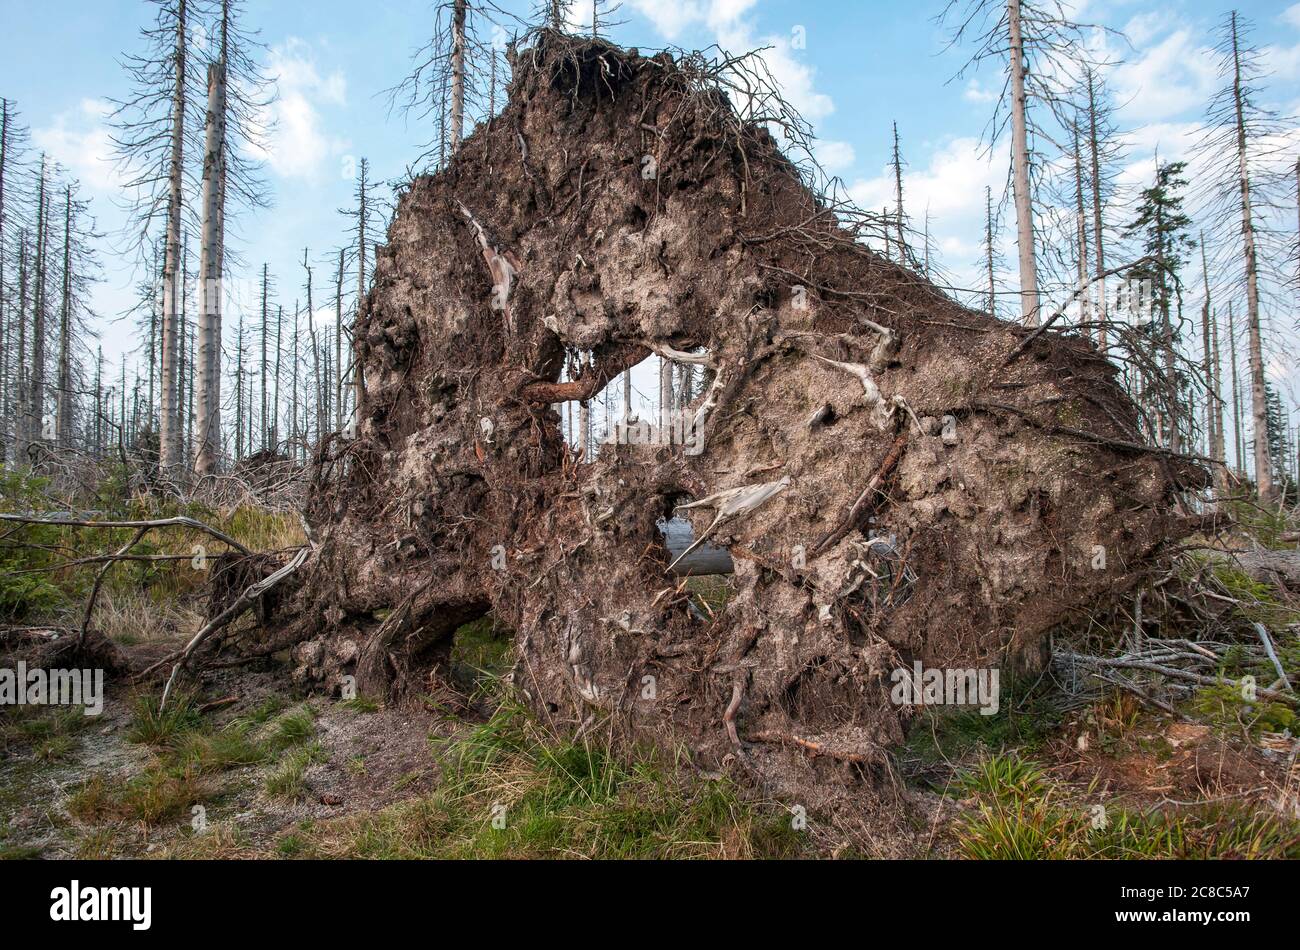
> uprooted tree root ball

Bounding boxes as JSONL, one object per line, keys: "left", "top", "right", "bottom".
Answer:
{"left": 259, "top": 31, "right": 1198, "bottom": 804}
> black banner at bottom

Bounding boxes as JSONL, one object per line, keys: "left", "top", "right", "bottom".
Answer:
{"left": 0, "top": 858, "right": 1282, "bottom": 937}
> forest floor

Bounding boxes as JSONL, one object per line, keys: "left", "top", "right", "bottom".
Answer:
{"left": 4, "top": 589, "right": 1299, "bottom": 859}
{"left": 2, "top": 493, "right": 1299, "bottom": 859}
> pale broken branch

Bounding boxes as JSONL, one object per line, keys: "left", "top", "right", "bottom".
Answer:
{"left": 643, "top": 342, "right": 716, "bottom": 367}
{"left": 0, "top": 514, "right": 252, "bottom": 555}
{"left": 149, "top": 546, "right": 311, "bottom": 711}
{"left": 669, "top": 477, "right": 790, "bottom": 573}
{"left": 456, "top": 198, "right": 520, "bottom": 331}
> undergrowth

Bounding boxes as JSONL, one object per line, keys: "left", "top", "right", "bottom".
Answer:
{"left": 295, "top": 700, "right": 804, "bottom": 860}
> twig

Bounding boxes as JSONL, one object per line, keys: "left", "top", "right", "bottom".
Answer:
{"left": 149, "top": 546, "right": 311, "bottom": 711}
{"left": 1254, "top": 623, "right": 1293, "bottom": 693}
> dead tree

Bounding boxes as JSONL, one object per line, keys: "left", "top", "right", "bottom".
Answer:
{"left": 108, "top": 0, "right": 192, "bottom": 479}
{"left": 940, "top": 0, "right": 1101, "bottom": 326}
{"left": 1193, "top": 12, "right": 1286, "bottom": 501}
{"left": 193, "top": 56, "right": 227, "bottom": 475}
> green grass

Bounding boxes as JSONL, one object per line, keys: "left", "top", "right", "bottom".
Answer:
{"left": 171, "top": 727, "right": 267, "bottom": 774}
{"left": 265, "top": 743, "right": 326, "bottom": 800}
{"left": 685, "top": 576, "right": 734, "bottom": 616}
{"left": 298, "top": 701, "right": 804, "bottom": 860}
{"left": 0, "top": 705, "right": 95, "bottom": 758}
{"left": 903, "top": 675, "right": 1062, "bottom": 771}
{"left": 340, "top": 696, "right": 380, "bottom": 713}
{"left": 954, "top": 754, "right": 1300, "bottom": 859}
{"left": 449, "top": 616, "right": 514, "bottom": 693}
{"left": 126, "top": 691, "right": 202, "bottom": 746}
{"left": 265, "top": 705, "right": 317, "bottom": 752}
{"left": 67, "top": 768, "right": 204, "bottom": 827}
{"left": 69, "top": 695, "right": 323, "bottom": 830}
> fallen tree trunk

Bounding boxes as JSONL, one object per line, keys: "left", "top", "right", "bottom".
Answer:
{"left": 1233, "top": 549, "right": 1300, "bottom": 592}
{"left": 275, "top": 30, "right": 1197, "bottom": 800}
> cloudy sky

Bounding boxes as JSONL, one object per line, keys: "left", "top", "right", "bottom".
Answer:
{"left": 2, "top": 0, "right": 1298, "bottom": 423}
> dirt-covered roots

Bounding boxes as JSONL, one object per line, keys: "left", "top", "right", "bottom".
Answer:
{"left": 275, "top": 30, "right": 1197, "bottom": 797}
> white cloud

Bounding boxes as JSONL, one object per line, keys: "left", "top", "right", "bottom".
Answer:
{"left": 1283, "top": 3, "right": 1300, "bottom": 31}
{"left": 1110, "top": 29, "right": 1219, "bottom": 123}
{"left": 1121, "top": 11, "right": 1178, "bottom": 48}
{"left": 847, "top": 136, "right": 1002, "bottom": 223}
{"left": 962, "top": 78, "right": 997, "bottom": 104}
{"left": 32, "top": 99, "right": 120, "bottom": 193}
{"left": 1263, "top": 39, "right": 1300, "bottom": 82}
{"left": 254, "top": 38, "right": 350, "bottom": 181}
{"left": 846, "top": 135, "right": 1010, "bottom": 297}
{"left": 816, "top": 140, "right": 855, "bottom": 174}
{"left": 627, "top": 0, "right": 832, "bottom": 122}
{"left": 625, "top": 0, "right": 707, "bottom": 41}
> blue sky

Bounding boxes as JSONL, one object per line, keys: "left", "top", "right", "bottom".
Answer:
{"left": 2, "top": 0, "right": 1299, "bottom": 422}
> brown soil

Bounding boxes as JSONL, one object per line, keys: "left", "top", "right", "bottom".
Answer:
{"left": 259, "top": 30, "right": 1197, "bottom": 805}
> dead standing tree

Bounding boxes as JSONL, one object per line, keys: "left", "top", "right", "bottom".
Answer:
{"left": 939, "top": 0, "right": 1103, "bottom": 327}
{"left": 1192, "top": 12, "right": 1289, "bottom": 503}
{"left": 109, "top": 0, "right": 193, "bottom": 482}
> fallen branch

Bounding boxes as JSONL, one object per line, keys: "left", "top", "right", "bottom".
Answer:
{"left": 0, "top": 514, "right": 252, "bottom": 555}
{"left": 748, "top": 730, "right": 874, "bottom": 764}
{"left": 147, "top": 546, "right": 311, "bottom": 711}
{"left": 812, "top": 432, "right": 909, "bottom": 556}
{"left": 1254, "top": 623, "right": 1293, "bottom": 693}
{"left": 1058, "top": 651, "right": 1298, "bottom": 707}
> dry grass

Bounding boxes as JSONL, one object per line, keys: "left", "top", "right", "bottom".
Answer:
{"left": 96, "top": 587, "right": 203, "bottom": 647}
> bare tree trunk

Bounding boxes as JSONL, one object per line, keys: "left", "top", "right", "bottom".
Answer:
{"left": 274, "top": 305, "right": 283, "bottom": 448}
{"left": 179, "top": 246, "right": 188, "bottom": 461}
{"left": 259, "top": 263, "right": 268, "bottom": 451}
{"left": 234, "top": 312, "right": 244, "bottom": 463}
{"left": 31, "top": 159, "right": 47, "bottom": 450}
{"left": 1072, "top": 123, "right": 1089, "bottom": 325}
{"left": 335, "top": 249, "right": 344, "bottom": 431}
{"left": 195, "top": 59, "right": 227, "bottom": 475}
{"left": 1007, "top": 0, "right": 1040, "bottom": 326}
{"left": 159, "top": 0, "right": 187, "bottom": 476}
{"left": 56, "top": 186, "right": 72, "bottom": 449}
{"left": 579, "top": 400, "right": 590, "bottom": 459}
{"left": 1154, "top": 183, "right": 1180, "bottom": 455}
{"left": 1200, "top": 238, "right": 1226, "bottom": 499}
{"left": 304, "top": 250, "right": 324, "bottom": 443}
{"left": 93, "top": 347, "right": 103, "bottom": 456}
{"left": 0, "top": 100, "right": 9, "bottom": 465}
{"left": 15, "top": 235, "right": 27, "bottom": 462}
{"left": 351, "top": 159, "right": 369, "bottom": 435}
{"left": 450, "top": 0, "right": 467, "bottom": 154}
{"left": 891, "top": 121, "right": 906, "bottom": 258}
{"left": 1228, "top": 302, "right": 1243, "bottom": 476}
{"left": 1229, "top": 13, "right": 1273, "bottom": 500}
{"left": 1086, "top": 69, "right": 1108, "bottom": 348}
{"left": 984, "top": 186, "right": 996, "bottom": 315}
{"left": 291, "top": 304, "right": 300, "bottom": 458}
{"left": 659, "top": 356, "right": 673, "bottom": 433}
